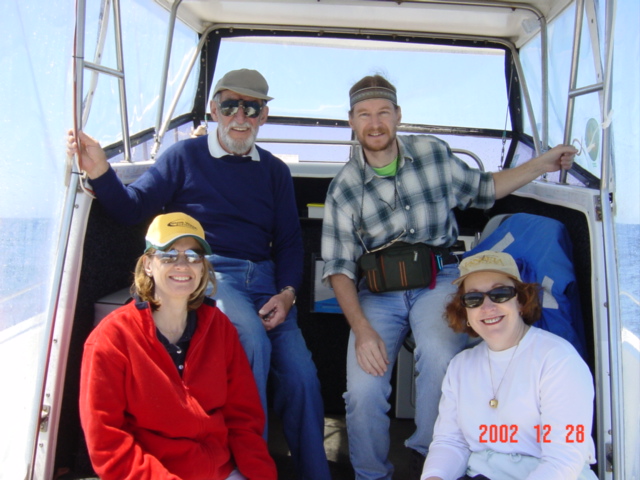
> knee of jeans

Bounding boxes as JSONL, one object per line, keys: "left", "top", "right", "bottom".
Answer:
{"left": 344, "top": 378, "right": 391, "bottom": 412}
{"left": 413, "top": 347, "right": 452, "bottom": 378}
{"left": 414, "top": 334, "right": 465, "bottom": 370}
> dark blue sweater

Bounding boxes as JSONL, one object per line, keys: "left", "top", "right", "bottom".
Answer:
{"left": 90, "top": 135, "right": 303, "bottom": 291}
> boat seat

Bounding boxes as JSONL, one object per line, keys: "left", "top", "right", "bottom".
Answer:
{"left": 94, "top": 287, "right": 132, "bottom": 326}
{"left": 475, "top": 213, "right": 512, "bottom": 246}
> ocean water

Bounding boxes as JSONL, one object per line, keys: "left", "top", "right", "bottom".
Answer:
{"left": 0, "top": 218, "right": 51, "bottom": 331}
{"left": 616, "top": 223, "right": 640, "bottom": 337}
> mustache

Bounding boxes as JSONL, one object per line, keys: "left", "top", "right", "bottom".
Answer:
{"left": 226, "top": 120, "right": 253, "bottom": 130}
{"left": 364, "top": 126, "right": 390, "bottom": 135}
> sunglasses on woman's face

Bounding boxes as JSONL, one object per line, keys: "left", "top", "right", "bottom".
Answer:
{"left": 150, "top": 249, "right": 204, "bottom": 264}
{"left": 218, "top": 99, "right": 263, "bottom": 118}
{"left": 461, "top": 286, "right": 517, "bottom": 308}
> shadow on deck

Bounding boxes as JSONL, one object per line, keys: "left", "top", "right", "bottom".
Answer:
{"left": 268, "top": 413, "right": 420, "bottom": 479}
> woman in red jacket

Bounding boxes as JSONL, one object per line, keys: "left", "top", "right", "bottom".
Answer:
{"left": 80, "top": 212, "right": 277, "bottom": 480}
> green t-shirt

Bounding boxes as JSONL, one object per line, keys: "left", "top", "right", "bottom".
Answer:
{"left": 372, "top": 156, "right": 399, "bottom": 176}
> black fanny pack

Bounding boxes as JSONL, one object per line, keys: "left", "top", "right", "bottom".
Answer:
{"left": 357, "top": 242, "right": 438, "bottom": 293}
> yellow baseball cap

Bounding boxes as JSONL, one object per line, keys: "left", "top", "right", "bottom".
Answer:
{"left": 145, "top": 213, "right": 211, "bottom": 255}
{"left": 453, "top": 250, "right": 521, "bottom": 285}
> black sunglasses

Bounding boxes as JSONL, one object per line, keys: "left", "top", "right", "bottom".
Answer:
{"left": 150, "top": 249, "right": 204, "bottom": 264}
{"left": 461, "top": 286, "right": 517, "bottom": 308}
{"left": 218, "top": 99, "right": 263, "bottom": 118}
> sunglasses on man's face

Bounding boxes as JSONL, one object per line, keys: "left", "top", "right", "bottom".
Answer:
{"left": 218, "top": 99, "right": 263, "bottom": 118}
{"left": 461, "top": 286, "right": 517, "bottom": 309}
{"left": 150, "top": 249, "right": 204, "bottom": 264}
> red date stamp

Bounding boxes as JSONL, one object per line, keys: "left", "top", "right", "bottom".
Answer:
{"left": 479, "top": 424, "right": 586, "bottom": 443}
{"left": 479, "top": 424, "right": 519, "bottom": 443}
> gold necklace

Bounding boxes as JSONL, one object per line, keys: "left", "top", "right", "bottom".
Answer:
{"left": 487, "top": 327, "right": 528, "bottom": 408}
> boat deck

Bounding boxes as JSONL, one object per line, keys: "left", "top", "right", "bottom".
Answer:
{"left": 269, "top": 412, "right": 419, "bottom": 479}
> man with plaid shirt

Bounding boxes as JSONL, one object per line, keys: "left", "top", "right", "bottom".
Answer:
{"left": 321, "top": 74, "right": 577, "bottom": 480}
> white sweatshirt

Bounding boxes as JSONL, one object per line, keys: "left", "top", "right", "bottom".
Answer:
{"left": 422, "top": 326, "right": 596, "bottom": 480}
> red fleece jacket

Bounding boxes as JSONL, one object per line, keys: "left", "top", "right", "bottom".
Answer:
{"left": 79, "top": 297, "right": 276, "bottom": 480}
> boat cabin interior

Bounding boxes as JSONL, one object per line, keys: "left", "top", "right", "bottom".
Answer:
{"left": 56, "top": 179, "right": 597, "bottom": 480}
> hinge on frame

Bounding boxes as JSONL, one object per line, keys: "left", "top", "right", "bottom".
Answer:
{"left": 39, "top": 404, "right": 51, "bottom": 433}
{"left": 605, "top": 442, "right": 613, "bottom": 472}
{"left": 594, "top": 194, "right": 603, "bottom": 221}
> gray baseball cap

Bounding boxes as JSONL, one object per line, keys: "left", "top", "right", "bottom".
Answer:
{"left": 212, "top": 69, "right": 273, "bottom": 101}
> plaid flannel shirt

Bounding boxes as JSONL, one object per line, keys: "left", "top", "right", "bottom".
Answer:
{"left": 321, "top": 134, "right": 495, "bottom": 282}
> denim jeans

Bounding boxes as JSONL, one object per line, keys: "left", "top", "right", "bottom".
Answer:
{"left": 209, "top": 254, "right": 330, "bottom": 480}
{"left": 345, "top": 265, "right": 467, "bottom": 480}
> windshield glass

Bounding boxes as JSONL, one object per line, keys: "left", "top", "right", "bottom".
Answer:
{"left": 214, "top": 37, "right": 508, "bottom": 127}
{"left": 210, "top": 36, "right": 510, "bottom": 170}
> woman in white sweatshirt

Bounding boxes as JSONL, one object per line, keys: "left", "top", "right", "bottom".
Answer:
{"left": 421, "top": 251, "right": 598, "bottom": 480}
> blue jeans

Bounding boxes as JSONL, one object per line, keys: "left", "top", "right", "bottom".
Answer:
{"left": 345, "top": 265, "right": 467, "bottom": 480}
{"left": 209, "top": 255, "right": 330, "bottom": 480}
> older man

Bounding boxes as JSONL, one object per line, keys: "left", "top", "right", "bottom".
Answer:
{"left": 70, "top": 69, "right": 330, "bottom": 480}
{"left": 321, "top": 74, "right": 577, "bottom": 480}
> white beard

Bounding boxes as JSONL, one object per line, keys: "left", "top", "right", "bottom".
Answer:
{"left": 218, "top": 121, "right": 258, "bottom": 155}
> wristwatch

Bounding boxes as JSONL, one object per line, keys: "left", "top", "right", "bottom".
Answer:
{"left": 280, "top": 286, "right": 297, "bottom": 305}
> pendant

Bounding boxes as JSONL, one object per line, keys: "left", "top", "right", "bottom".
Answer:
{"left": 489, "top": 398, "right": 498, "bottom": 408}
